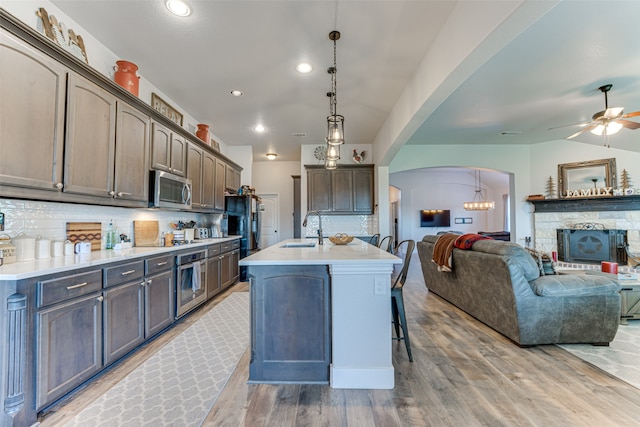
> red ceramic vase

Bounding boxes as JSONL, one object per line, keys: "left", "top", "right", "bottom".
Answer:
{"left": 114, "top": 60, "right": 140, "bottom": 96}
{"left": 196, "top": 124, "right": 210, "bottom": 144}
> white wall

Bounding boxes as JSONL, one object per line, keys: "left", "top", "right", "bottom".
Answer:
{"left": 252, "top": 160, "right": 300, "bottom": 241}
{"left": 390, "top": 168, "right": 509, "bottom": 244}
{"left": 390, "top": 144, "right": 531, "bottom": 245}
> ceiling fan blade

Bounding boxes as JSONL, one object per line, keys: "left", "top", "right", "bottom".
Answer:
{"left": 622, "top": 111, "right": 640, "bottom": 118}
{"left": 548, "top": 121, "right": 591, "bottom": 130}
{"left": 567, "top": 124, "right": 598, "bottom": 139}
{"left": 603, "top": 107, "right": 624, "bottom": 119}
{"left": 618, "top": 119, "right": 640, "bottom": 130}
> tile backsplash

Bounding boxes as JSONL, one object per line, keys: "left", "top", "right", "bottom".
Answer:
{"left": 0, "top": 198, "right": 220, "bottom": 249}
{"left": 303, "top": 214, "right": 378, "bottom": 238}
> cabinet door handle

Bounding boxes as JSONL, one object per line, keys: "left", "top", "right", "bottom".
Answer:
{"left": 121, "top": 269, "right": 137, "bottom": 276}
{"left": 117, "top": 191, "right": 131, "bottom": 198}
{"left": 97, "top": 296, "right": 104, "bottom": 302}
{"left": 140, "top": 280, "right": 149, "bottom": 287}
{"left": 108, "top": 190, "right": 115, "bottom": 197}
{"left": 155, "top": 261, "right": 168, "bottom": 266}
{"left": 54, "top": 182, "right": 64, "bottom": 190}
{"left": 66, "top": 282, "right": 88, "bottom": 290}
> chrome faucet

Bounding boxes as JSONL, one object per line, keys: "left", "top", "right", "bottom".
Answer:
{"left": 303, "top": 210, "right": 323, "bottom": 245}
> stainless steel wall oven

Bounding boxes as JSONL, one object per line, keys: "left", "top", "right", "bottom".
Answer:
{"left": 175, "top": 249, "right": 207, "bottom": 318}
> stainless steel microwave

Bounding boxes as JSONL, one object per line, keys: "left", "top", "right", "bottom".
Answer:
{"left": 149, "top": 170, "right": 192, "bottom": 210}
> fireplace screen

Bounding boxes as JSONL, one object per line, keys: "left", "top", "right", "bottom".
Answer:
{"left": 557, "top": 229, "right": 627, "bottom": 264}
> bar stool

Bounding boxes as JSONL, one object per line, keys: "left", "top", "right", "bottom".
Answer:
{"left": 391, "top": 239, "right": 415, "bottom": 362}
{"left": 378, "top": 235, "right": 393, "bottom": 253}
{"left": 368, "top": 233, "right": 380, "bottom": 246}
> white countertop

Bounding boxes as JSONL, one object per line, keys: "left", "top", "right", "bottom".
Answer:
{"left": 0, "top": 236, "right": 241, "bottom": 281}
{"left": 239, "top": 238, "right": 401, "bottom": 266}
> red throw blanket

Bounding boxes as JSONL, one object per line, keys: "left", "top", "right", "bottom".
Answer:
{"left": 432, "top": 233, "right": 493, "bottom": 272}
{"left": 454, "top": 233, "right": 493, "bottom": 249}
{"left": 431, "top": 233, "right": 459, "bottom": 272}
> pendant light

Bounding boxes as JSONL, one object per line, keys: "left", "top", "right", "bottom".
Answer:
{"left": 464, "top": 169, "right": 495, "bottom": 211}
{"left": 325, "top": 30, "right": 344, "bottom": 169}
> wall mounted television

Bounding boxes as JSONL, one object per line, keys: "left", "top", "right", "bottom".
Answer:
{"left": 420, "top": 210, "right": 450, "bottom": 227}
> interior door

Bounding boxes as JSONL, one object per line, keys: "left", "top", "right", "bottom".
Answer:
{"left": 259, "top": 194, "right": 279, "bottom": 247}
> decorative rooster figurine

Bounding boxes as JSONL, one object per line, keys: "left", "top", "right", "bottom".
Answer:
{"left": 352, "top": 149, "right": 366, "bottom": 164}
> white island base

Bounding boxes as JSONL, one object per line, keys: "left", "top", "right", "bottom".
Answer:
{"left": 330, "top": 263, "right": 395, "bottom": 389}
{"left": 240, "top": 239, "right": 401, "bottom": 390}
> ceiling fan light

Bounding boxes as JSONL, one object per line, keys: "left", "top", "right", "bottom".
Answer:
{"left": 606, "top": 121, "right": 622, "bottom": 135}
{"left": 590, "top": 121, "right": 622, "bottom": 136}
{"left": 590, "top": 124, "right": 605, "bottom": 136}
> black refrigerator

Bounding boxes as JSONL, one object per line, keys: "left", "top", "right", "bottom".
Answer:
{"left": 225, "top": 194, "right": 261, "bottom": 279}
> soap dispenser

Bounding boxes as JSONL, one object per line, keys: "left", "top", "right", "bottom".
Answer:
{"left": 106, "top": 220, "right": 115, "bottom": 250}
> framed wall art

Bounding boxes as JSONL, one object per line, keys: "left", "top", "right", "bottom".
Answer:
{"left": 151, "top": 93, "right": 183, "bottom": 126}
{"left": 558, "top": 158, "right": 616, "bottom": 198}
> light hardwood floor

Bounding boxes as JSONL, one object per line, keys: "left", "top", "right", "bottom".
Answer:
{"left": 42, "top": 255, "right": 640, "bottom": 426}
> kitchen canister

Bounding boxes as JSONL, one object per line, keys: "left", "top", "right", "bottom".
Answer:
{"left": 51, "top": 240, "right": 64, "bottom": 257}
{"left": 36, "top": 236, "right": 51, "bottom": 259}
{"left": 0, "top": 235, "right": 16, "bottom": 265}
{"left": 13, "top": 232, "right": 35, "bottom": 262}
{"left": 64, "top": 240, "right": 75, "bottom": 256}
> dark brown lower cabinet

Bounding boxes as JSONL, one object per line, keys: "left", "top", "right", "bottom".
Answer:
{"left": 103, "top": 281, "right": 145, "bottom": 366}
{"left": 36, "top": 293, "right": 103, "bottom": 409}
{"left": 144, "top": 269, "right": 174, "bottom": 338}
{"left": 249, "top": 264, "right": 331, "bottom": 383}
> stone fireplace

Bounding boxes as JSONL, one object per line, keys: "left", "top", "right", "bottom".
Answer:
{"left": 530, "top": 196, "right": 640, "bottom": 267}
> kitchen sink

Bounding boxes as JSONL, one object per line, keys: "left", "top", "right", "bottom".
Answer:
{"left": 280, "top": 242, "right": 317, "bottom": 248}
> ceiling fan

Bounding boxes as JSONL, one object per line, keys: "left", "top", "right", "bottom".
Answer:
{"left": 552, "top": 84, "right": 640, "bottom": 140}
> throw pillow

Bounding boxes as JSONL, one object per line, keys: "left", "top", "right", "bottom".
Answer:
{"left": 525, "top": 247, "right": 556, "bottom": 276}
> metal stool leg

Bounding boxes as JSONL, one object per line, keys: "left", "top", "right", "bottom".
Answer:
{"left": 391, "top": 288, "right": 413, "bottom": 362}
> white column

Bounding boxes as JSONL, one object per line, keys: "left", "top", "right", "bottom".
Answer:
{"left": 329, "top": 262, "right": 394, "bottom": 389}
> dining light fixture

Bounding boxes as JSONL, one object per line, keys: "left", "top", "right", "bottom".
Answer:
{"left": 265, "top": 153, "right": 277, "bottom": 160}
{"left": 463, "top": 169, "right": 495, "bottom": 211}
{"left": 325, "top": 30, "right": 344, "bottom": 168}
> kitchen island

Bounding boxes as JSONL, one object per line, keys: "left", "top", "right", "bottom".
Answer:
{"left": 240, "top": 238, "right": 401, "bottom": 389}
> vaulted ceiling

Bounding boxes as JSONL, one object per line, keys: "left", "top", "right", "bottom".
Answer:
{"left": 49, "top": 1, "right": 640, "bottom": 161}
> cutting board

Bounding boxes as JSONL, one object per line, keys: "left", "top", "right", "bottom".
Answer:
{"left": 66, "top": 222, "right": 102, "bottom": 251}
{"left": 134, "top": 220, "right": 160, "bottom": 247}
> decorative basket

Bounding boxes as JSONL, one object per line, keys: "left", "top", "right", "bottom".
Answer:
{"left": 328, "top": 233, "right": 354, "bottom": 245}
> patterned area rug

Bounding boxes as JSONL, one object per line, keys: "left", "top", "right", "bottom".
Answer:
{"left": 558, "top": 320, "right": 640, "bottom": 390}
{"left": 64, "top": 292, "right": 250, "bottom": 426}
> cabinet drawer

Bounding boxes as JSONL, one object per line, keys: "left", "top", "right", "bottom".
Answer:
{"left": 145, "top": 254, "right": 175, "bottom": 276}
{"left": 208, "top": 244, "right": 221, "bottom": 257}
{"left": 231, "top": 239, "right": 240, "bottom": 250}
{"left": 221, "top": 240, "right": 240, "bottom": 253}
{"left": 105, "top": 260, "right": 145, "bottom": 288}
{"left": 37, "top": 270, "right": 102, "bottom": 308}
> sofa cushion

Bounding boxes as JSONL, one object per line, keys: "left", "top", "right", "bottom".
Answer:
{"left": 529, "top": 274, "right": 621, "bottom": 297}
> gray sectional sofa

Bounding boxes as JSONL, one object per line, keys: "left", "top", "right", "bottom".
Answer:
{"left": 417, "top": 235, "right": 622, "bottom": 346}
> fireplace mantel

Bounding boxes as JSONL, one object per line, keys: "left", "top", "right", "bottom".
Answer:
{"left": 529, "top": 195, "right": 640, "bottom": 213}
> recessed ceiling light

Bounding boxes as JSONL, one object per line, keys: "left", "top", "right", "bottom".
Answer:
{"left": 296, "top": 63, "right": 312, "bottom": 74}
{"left": 266, "top": 153, "right": 277, "bottom": 160}
{"left": 230, "top": 90, "right": 243, "bottom": 97}
{"left": 166, "top": 0, "right": 191, "bottom": 17}
{"left": 254, "top": 124, "right": 266, "bottom": 133}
